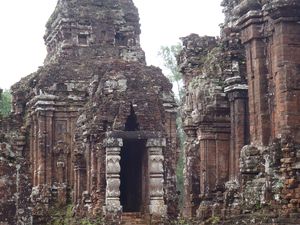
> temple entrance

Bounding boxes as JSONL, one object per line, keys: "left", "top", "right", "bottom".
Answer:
{"left": 120, "top": 139, "right": 147, "bottom": 212}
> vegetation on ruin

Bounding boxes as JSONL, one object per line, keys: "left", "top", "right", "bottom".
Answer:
{"left": 49, "top": 205, "right": 105, "bottom": 225}
{"left": 0, "top": 89, "right": 12, "bottom": 117}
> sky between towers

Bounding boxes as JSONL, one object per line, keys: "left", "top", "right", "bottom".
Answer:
{"left": 0, "top": 0, "right": 223, "bottom": 89}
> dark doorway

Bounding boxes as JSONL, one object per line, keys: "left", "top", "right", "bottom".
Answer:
{"left": 120, "top": 139, "right": 146, "bottom": 212}
{"left": 125, "top": 104, "right": 139, "bottom": 131}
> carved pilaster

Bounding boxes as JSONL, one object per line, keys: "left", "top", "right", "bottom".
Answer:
{"left": 104, "top": 138, "right": 122, "bottom": 214}
{"left": 146, "top": 138, "right": 167, "bottom": 217}
{"left": 45, "top": 110, "right": 54, "bottom": 185}
{"left": 225, "top": 76, "right": 249, "bottom": 181}
{"left": 37, "top": 112, "right": 47, "bottom": 185}
{"left": 74, "top": 152, "right": 86, "bottom": 203}
{"left": 183, "top": 127, "right": 200, "bottom": 217}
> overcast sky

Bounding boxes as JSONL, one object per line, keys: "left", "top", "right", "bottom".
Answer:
{"left": 0, "top": 0, "right": 223, "bottom": 89}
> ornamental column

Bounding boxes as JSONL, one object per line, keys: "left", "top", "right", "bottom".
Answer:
{"left": 104, "top": 138, "right": 123, "bottom": 215}
{"left": 182, "top": 125, "right": 200, "bottom": 217}
{"left": 146, "top": 138, "right": 167, "bottom": 217}
{"left": 74, "top": 152, "right": 86, "bottom": 203}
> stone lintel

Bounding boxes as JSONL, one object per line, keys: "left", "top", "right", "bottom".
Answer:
{"left": 106, "top": 131, "right": 164, "bottom": 140}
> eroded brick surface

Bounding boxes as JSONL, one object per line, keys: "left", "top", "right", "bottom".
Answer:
{"left": 1, "top": 0, "right": 300, "bottom": 224}
{"left": 0, "top": 0, "right": 178, "bottom": 224}
{"left": 180, "top": 0, "right": 300, "bottom": 224}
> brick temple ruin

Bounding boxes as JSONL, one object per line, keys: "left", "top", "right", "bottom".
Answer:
{"left": 0, "top": 0, "right": 178, "bottom": 224}
{"left": 179, "top": 0, "right": 300, "bottom": 224}
{"left": 1, "top": 0, "right": 300, "bottom": 224}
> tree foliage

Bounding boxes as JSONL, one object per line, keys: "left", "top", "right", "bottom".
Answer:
{"left": 158, "top": 44, "right": 184, "bottom": 101}
{"left": 0, "top": 89, "right": 12, "bottom": 117}
{"left": 158, "top": 44, "right": 185, "bottom": 207}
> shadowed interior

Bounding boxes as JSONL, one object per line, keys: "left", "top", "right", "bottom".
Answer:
{"left": 120, "top": 139, "right": 146, "bottom": 212}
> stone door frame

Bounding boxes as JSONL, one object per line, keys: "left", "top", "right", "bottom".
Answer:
{"left": 103, "top": 131, "right": 167, "bottom": 217}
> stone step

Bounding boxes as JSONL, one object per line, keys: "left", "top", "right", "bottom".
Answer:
{"left": 121, "top": 212, "right": 147, "bottom": 225}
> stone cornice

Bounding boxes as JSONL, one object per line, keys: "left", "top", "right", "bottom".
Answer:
{"left": 264, "top": 0, "right": 300, "bottom": 20}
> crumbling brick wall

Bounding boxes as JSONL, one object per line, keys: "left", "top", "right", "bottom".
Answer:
{"left": 180, "top": 0, "right": 300, "bottom": 224}
{"left": 0, "top": 113, "right": 32, "bottom": 225}
{"left": 178, "top": 34, "right": 233, "bottom": 218}
{"left": 0, "top": 0, "right": 178, "bottom": 224}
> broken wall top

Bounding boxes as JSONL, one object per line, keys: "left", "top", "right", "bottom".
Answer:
{"left": 44, "top": 0, "right": 145, "bottom": 64}
{"left": 178, "top": 34, "right": 231, "bottom": 127}
{"left": 10, "top": 0, "right": 151, "bottom": 115}
{"left": 222, "top": 0, "right": 300, "bottom": 24}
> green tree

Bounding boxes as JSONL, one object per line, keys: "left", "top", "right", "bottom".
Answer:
{"left": 158, "top": 44, "right": 185, "bottom": 207}
{"left": 158, "top": 44, "right": 183, "bottom": 102}
{"left": 0, "top": 89, "right": 12, "bottom": 117}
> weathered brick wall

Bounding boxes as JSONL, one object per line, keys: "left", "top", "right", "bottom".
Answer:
{"left": 178, "top": 34, "right": 233, "bottom": 218}
{"left": 232, "top": 0, "right": 300, "bottom": 219}
{"left": 0, "top": 115, "right": 32, "bottom": 225}
{"left": 73, "top": 60, "right": 178, "bottom": 219}
{"left": 0, "top": 0, "right": 178, "bottom": 224}
{"left": 44, "top": 0, "right": 145, "bottom": 65}
{"left": 0, "top": 141, "right": 16, "bottom": 225}
{"left": 179, "top": 0, "right": 300, "bottom": 224}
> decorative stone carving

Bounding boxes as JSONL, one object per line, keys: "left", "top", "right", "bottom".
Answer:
{"left": 104, "top": 138, "right": 122, "bottom": 214}
{"left": 146, "top": 138, "right": 167, "bottom": 217}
